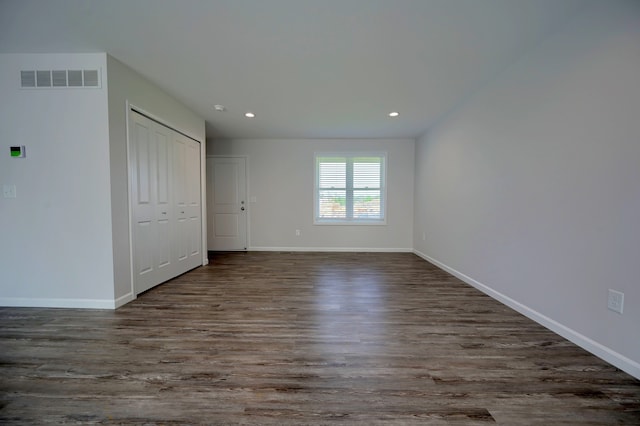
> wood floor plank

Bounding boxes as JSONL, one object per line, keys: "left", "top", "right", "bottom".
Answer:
{"left": 1, "top": 252, "right": 638, "bottom": 424}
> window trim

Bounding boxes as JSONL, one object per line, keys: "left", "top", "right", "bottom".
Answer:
{"left": 313, "top": 151, "right": 387, "bottom": 226}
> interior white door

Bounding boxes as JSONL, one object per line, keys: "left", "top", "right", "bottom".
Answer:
{"left": 173, "top": 132, "right": 202, "bottom": 272}
{"left": 173, "top": 133, "right": 189, "bottom": 267}
{"left": 207, "top": 157, "right": 247, "bottom": 251}
{"left": 153, "top": 122, "right": 173, "bottom": 279}
{"left": 129, "top": 111, "right": 174, "bottom": 293}
{"left": 185, "top": 138, "right": 203, "bottom": 265}
{"left": 129, "top": 110, "right": 203, "bottom": 295}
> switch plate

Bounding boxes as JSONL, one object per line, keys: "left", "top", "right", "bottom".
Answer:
{"left": 607, "top": 289, "right": 624, "bottom": 314}
{"left": 3, "top": 184, "right": 16, "bottom": 198}
{"left": 295, "top": 229, "right": 301, "bottom": 236}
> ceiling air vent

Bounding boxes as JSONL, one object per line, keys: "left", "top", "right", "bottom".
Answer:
{"left": 20, "top": 69, "right": 101, "bottom": 89}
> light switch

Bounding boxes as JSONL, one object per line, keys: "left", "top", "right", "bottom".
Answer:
{"left": 3, "top": 184, "right": 16, "bottom": 198}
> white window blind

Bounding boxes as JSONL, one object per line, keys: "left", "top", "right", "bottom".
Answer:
{"left": 315, "top": 153, "right": 386, "bottom": 224}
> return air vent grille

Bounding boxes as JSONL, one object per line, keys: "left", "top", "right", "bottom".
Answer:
{"left": 52, "top": 70, "right": 67, "bottom": 87}
{"left": 20, "top": 71, "right": 35, "bottom": 87}
{"left": 83, "top": 70, "right": 99, "bottom": 87}
{"left": 20, "top": 69, "right": 101, "bottom": 89}
{"left": 68, "top": 70, "right": 83, "bottom": 87}
{"left": 36, "top": 70, "right": 51, "bottom": 87}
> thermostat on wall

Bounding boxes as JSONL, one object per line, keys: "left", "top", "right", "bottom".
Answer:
{"left": 10, "top": 146, "right": 25, "bottom": 158}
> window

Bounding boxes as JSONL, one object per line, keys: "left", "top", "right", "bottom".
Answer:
{"left": 314, "top": 153, "right": 386, "bottom": 224}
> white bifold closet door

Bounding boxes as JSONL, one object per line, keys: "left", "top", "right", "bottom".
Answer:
{"left": 129, "top": 110, "right": 202, "bottom": 295}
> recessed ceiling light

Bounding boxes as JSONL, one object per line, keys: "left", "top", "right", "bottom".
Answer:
{"left": 245, "top": 112, "right": 256, "bottom": 118}
{"left": 388, "top": 111, "right": 399, "bottom": 117}
{"left": 213, "top": 104, "right": 226, "bottom": 112}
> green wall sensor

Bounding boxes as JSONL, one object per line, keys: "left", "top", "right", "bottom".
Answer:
{"left": 10, "top": 146, "right": 25, "bottom": 158}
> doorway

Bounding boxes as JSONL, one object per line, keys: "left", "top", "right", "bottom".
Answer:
{"left": 206, "top": 156, "right": 248, "bottom": 251}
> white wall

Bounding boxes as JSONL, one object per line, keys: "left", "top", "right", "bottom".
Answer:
{"left": 0, "top": 53, "right": 206, "bottom": 309}
{"left": 106, "top": 55, "right": 207, "bottom": 306}
{"left": 413, "top": 0, "right": 640, "bottom": 378}
{"left": 208, "top": 138, "right": 414, "bottom": 251}
{"left": 0, "top": 53, "right": 115, "bottom": 308}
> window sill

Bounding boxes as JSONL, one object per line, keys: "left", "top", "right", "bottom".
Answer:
{"left": 314, "top": 220, "right": 387, "bottom": 226}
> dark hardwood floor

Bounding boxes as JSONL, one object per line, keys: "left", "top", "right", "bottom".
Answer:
{"left": 1, "top": 252, "right": 638, "bottom": 424}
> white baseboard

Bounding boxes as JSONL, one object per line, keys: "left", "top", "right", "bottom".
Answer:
{"left": 413, "top": 249, "right": 640, "bottom": 380}
{"left": 249, "top": 246, "right": 413, "bottom": 253}
{"left": 114, "top": 292, "right": 135, "bottom": 309}
{"left": 0, "top": 297, "right": 119, "bottom": 310}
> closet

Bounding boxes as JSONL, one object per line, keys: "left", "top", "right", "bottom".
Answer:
{"left": 128, "top": 109, "right": 202, "bottom": 294}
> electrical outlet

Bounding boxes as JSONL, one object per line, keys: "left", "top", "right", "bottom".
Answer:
{"left": 295, "top": 229, "right": 301, "bottom": 236}
{"left": 607, "top": 289, "right": 624, "bottom": 314}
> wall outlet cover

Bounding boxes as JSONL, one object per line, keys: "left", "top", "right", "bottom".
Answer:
{"left": 607, "top": 289, "right": 624, "bottom": 314}
{"left": 3, "top": 184, "right": 17, "bottom": 198}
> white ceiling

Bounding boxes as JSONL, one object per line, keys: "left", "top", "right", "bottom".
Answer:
{"left": 0, "top": 0, "right": 590, "bottom": 140}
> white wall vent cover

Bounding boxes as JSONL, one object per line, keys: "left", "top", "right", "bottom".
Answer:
{"left": 20, "top": 71, "right": 36, "bottom": 87}
{"left": 20, "top": 69, "right": 102, "bottom": 89}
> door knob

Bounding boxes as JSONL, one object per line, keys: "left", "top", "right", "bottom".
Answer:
{"left": 241, "top": 207, "right": 245, "bottom": 211}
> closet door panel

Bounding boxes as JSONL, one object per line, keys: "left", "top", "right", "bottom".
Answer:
{"left": 153, "top": 125, "right": 174, "bottom": 277}
{"left": 130, "top": 112, "right": 158, "bottom": 292}
{"left": 173, "top": 135, "right": 189, "bottom": 267}
{"left": 186, "top": 139, "right": 202, "bottom": 263}
{"left": 129, "top": 110, "right": 203, "bottom": 295}
{"left": 135, "top": 221, "right": 154, "bottom": 277}
{"left": 156, "top": 128, "right": 171, "bottom": 206}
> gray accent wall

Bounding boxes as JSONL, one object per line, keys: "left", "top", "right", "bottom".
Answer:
{"left": 413, "top": 0, "right": 640, "bottom": 378}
